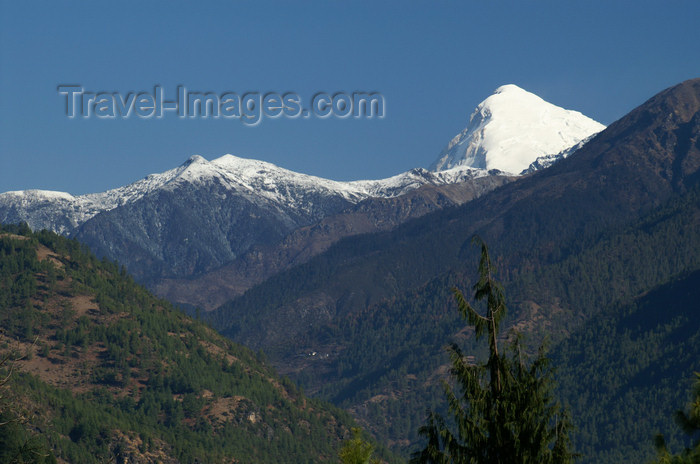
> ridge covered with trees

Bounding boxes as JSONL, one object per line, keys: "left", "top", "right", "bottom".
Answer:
{"left": 206, "top": 79, "right": 700, "bottom": 462}
{"left": 0, "top": 223, "right": 399, "bottom": 463}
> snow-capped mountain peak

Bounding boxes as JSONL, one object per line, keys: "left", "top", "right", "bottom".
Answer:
{"left": 430, "top": 84, "right": 605, "bottom": 175}
{"left": 1, "top": 85, "right": 605, "bottom": 235}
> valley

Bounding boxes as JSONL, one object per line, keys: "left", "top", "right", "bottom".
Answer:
{"left": 3, "top": 78, "right": 700, "bottom": 463}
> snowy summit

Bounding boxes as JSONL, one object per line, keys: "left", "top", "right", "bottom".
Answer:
{"left": 430, "top": 84, "right": 606, "bottom": 175}
{"left": 0, "top": 85, "right": 606, "bottom": 235}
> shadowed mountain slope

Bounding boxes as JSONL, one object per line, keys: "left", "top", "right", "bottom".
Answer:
{"left": 208, "top": 79, "right": 700, "bottom": 459}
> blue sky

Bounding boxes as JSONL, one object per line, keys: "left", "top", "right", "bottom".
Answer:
{"left": 2, "top": 1, "right": 700, "bottom": 194}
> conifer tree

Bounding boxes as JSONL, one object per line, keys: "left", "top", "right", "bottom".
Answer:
{"left": 411, "top": 237, "right": 576, "bottom": 464}
{"left": 0, "top": 349, "right": 55, "bottom": 463}
{"left": 339, "top": 427, "right": 380, "bottom": 464}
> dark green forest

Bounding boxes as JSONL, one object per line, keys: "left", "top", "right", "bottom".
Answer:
{"left": 555, "top": 269, "right": 700, "bottom": 463}
{"left": 209, "top": 179, "right": 700, "bottom": 462}
{"left": 1, "top": 195, "right": 699, "bottom": 463}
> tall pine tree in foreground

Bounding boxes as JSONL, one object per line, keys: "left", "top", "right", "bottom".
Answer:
{"left": 411, "top": 237, "right": 576, "bottom": 464}
{"left": 652, "top": 372, "right": 700, "bottom": 464}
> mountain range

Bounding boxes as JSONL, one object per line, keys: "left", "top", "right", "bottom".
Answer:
{"left": 4, "top": 79, "right": 699, "bottom": 462}
{"left": 205, "top": 78, "right": 700, "bottom": 462}
{"left": 0, "top": 84, "right": 603, "bottom": 309}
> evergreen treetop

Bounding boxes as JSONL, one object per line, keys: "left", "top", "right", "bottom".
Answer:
{"left": 411, "top": 237, "right": 577, "bottom": 464}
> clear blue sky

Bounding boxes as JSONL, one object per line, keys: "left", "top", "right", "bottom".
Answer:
{"left": 2, "top": 1, "right": 699, "bottom": 194}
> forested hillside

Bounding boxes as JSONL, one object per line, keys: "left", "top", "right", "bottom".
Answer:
{"left": 208, "top": 78, "right": 700, "bottom": 460}
{"left": 0, "top": 224, "right": 398, "bottom": 464}
{"left": 555, "top": 269, "right": 700, "bottom": 463}
{"left": 283, "top": 183, "right": 700, "bottom": 460}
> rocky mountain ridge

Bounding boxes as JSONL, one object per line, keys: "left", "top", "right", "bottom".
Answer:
{"left": 0, "top": 84, "right": 604, "bottom": 304}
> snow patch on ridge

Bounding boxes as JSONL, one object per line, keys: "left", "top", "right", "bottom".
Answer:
{"left": 0, "top": 154, "right": 497, "bottom": 233}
